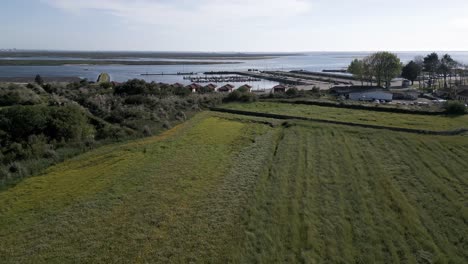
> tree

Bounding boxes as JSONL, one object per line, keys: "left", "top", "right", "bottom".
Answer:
{"left": 423, "top": 53, "right": 440, "bottom": 88}
{"left": 401, "top": 61, "right": 422, "bottom": 85}
{"left": 414, "top": 56, "right": 424, "bottom": 88}
{"left": 368, "top": 52, "right": 402, "bottom": 88}
{"left": 362, "top": 57, "right": 374, "bottom": 86}
{"left": 34, "top": 75, "right": 44, "bottom": 85}
{"left": 439, "top": 54, "right": 457, "bottom": 88}
{"left": 348, "top": 59, "right": 365, "bottom": 85}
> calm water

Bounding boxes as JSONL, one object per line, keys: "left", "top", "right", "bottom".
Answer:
{"left": 1, "top": 52, "right": 468, "bottom": 89}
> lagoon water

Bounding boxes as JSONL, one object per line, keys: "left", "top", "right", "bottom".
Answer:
{"left": 1, "top": 52, "right": 468, "bottom": 89}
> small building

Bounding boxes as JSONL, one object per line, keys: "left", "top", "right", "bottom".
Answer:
{"left": 204, "top": 83, "right": 217, "bottom": 92}
{"left": 330, "top": 86, "right": 393, "bottom": 102}
{"left": 272, "top": 84, "right": 287, "bottom": 93}
{"left": 456, "top": 90, "right": 468, "bottom": 103}
{"left": 218, "top": 84, "right": 235, "bottom": 93}
{"left": 186, "top": 83, "right": 202, "bottom": 93}
{"left": 238, "top": 84, "right": 253, "bottom": 92}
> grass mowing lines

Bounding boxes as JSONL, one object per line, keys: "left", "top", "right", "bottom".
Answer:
{"left": 222, "top": 102, "right": 468, "bottom": 131}
{"left": 236, "top": 121, "right": 467, "bottom": 263}
{"left": 0, "top": 112, "right": 274, "bottom": 263}
{"left": 0, "top": 111, "right": 467, "bottom": 263}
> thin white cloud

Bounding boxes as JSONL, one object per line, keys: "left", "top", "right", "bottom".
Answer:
{"left": 44, "top": 0, "right": 313, "bottom": 28}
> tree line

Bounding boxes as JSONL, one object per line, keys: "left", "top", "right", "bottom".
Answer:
{"left": 348, "top": 52, "right": 466, "bottom": 89}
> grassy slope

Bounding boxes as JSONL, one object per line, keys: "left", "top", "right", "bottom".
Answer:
{"left": 1, "top": 111, "right": 467, "bottom": 263}
{"left": 222, "top": 102, "right": 468, "bottom": 131}
{"left": 0, "top": 112, "right": 276, "bottom": 263}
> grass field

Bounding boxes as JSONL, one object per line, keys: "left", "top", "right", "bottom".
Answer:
{"left": 222, "top": 102, "right": 468, "bottom": 131}
{"left": 0, "top": 111, "right": 467, "bottom": 263}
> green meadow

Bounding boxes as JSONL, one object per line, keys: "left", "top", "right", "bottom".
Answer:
{"left": 0, "top": 109, "right": 467, "bottom": 263}
{"left": 222, "top": 102, "right": 468, "bottom": 131}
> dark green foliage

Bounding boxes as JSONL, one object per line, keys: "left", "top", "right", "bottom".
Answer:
{"left": 443, "top": 101, "right": 466, "bottom": 115}
{"left": 224, "top": 90, "right": 257, "bottom": 103}
{"left": 0, "top": 79, "right": 224, "bottom": 188}
{"left": 100, "top": 82, "right": 112, "bottom": 89}
{"left": 423, "top": 53, "right": 440, "bottom": 74}
{"left": 115, "top": 79, "right": 150, "bottom": 95}
{"left": 0, "top": 84, "right": 42, "bottom": 106}
{"left": 285, "top": 87, "right": 299, "bottom": 96}
{"left": 0, "top": 105, "right": 94, "bottom": 143}
{"left": 35, "top": 74, "right": 44, "bottom": 85}
{"left": 402, "top": 61, "right": 422, "bottom": 85}
{"left": 173, "top": 86, "right": 191, "bottom": 97}
{"left": 237, "top": 86, "right": 249, "bottom": 93}
{"left": 198, "top": 86, "right": 215, "bottom": 94}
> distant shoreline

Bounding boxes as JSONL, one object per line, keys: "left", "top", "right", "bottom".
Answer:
{"left": 0, "top": 76, "right": 82, "bottom": 83}
{"left": 0, "top": 60, "right": 243, "bottom": 66}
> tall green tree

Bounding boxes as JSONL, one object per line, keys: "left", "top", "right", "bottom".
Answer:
{"left": 347, "top": 59, "right": 365, "bottom": 85}
{"left": 423, "top": 53, "right": 440, "bottom": 88}
{"left": 414, "top": 56, "right": 424, "bottom": 88}
{"left": 34, "top": 75, "right": 44, "bottom": 86}
{"left": 401, "top": 61, "right": 422, "bottom": 85}
{"left": 368, "top": 52, "right": 402, "bottom": 88}
{"left": 439, "top": 54, "right": 457, "bottom": 88}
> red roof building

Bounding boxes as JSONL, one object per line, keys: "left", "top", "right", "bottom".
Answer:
{"left": 218, "top": 84, "right": 235, "bottom": 93}
{"left": 204, "top": 83, "right": 218, "bottom": 91}
{"left": 272, "top": 84, "right": 287, "bottom": 93}
{"left": 186, "top": 83, "right": 203, "bottom": 93}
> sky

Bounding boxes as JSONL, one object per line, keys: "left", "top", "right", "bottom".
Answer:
{"left": 1, "top": 0, "right": 468, "bottom": 52}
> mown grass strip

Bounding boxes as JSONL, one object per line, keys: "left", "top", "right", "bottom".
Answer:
{"left": 220, "top": 102, "right": 468, "bottom": 131}
{"left": 211, "top": 106, "right": 468, "bottom": 135}
{"left": 0, "top": 112, "right": 274, "bottom": 263}
{"left": 237, "top": 121, "right": 467, "bottom": 263}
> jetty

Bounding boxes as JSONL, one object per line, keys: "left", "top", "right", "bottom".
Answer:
{"left": 141, "top": 72, "right": 195, "bottom": 76}
{"left": 184, "top": 75, "right": 261, "bottom": 83}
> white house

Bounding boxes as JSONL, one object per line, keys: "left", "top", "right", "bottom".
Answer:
{"left": 330, "top": 86, "right": 393, "bottom": 102}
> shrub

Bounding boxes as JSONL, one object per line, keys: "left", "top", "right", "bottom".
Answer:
{"left": 173, "top": 86, "right": 191, "bottom": 97}
{"left": 443, "top": 101, "right": 466, "bottom": 115}
{"left": 142, "top": 125, "right": 153, "bottom": 137}
{"left": 100, "top": 82, "right": 112, "bottom": 89}
{"left": 286, "top": 87, "right": 299, "bottom": 97}
{"left": 115, "top": 79, "right": 149, "bottom": 95}
{"left": 0, "top": 85, "right": 42, "bottom": 106}
{"left": 35, "top": 75, "right": 44, "bottom": 85}
{"left": 0, "top": 105, "right": 95, "bottom": 142}
{"left": 224, "top": 91, "right": 257, "bottom": 103}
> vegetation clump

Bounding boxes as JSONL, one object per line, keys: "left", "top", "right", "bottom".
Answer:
{"left": 223, "top": 89, "right": 257, "bottom": 103}
{"left": 0, "top": 78, "right": 224, "bottom": 187}
{"left": 443, "top": 101, "right": 466, "bottom": 115}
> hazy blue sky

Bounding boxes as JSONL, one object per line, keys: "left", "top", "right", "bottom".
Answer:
{"left": 1, "top": 0, "right": 468, "bottom": 51}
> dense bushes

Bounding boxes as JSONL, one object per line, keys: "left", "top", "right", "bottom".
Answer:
{"left": 443, "top": 101, "right": 467, "bottom": 115}
{"left": 0, "top": 105, "right": 94, "bottom": 143}
{"left": 224, "top": 90, "right": 258, "bottom": 103}
{"left": 0, "top": 79, "right": 226, "bottom": 187}
{"left": 0, "top": 84, "right": 42, "bottom": 106}
{"left": 0, "top": 104, "right": 98, "bottom": 187}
